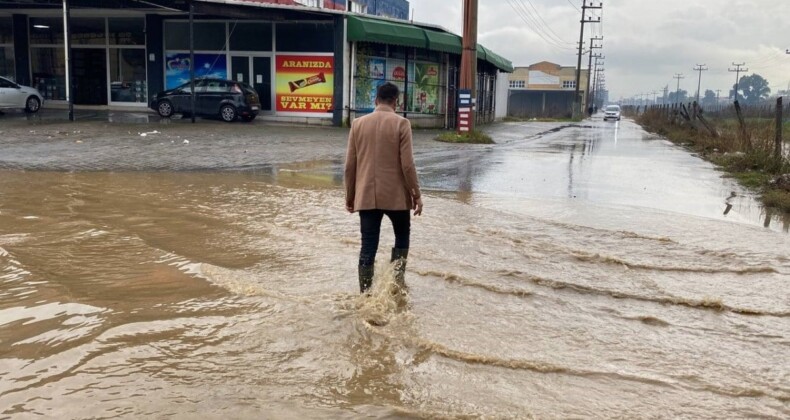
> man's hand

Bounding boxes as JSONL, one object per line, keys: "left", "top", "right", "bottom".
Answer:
{"left": 413, "top": 197, "right": 423, "bottom": 216}
{"left": 346, "top": 202, "right": 354, "bottom": 213}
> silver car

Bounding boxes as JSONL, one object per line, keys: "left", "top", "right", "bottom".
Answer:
{"left": 603, "top": 104, "right": 621, "bottom": 121}
{"left": 0, "top": 76, "right": 44, "bottom": 113}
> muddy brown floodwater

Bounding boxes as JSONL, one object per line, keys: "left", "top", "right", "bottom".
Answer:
{"left": 0, "top": 117, "right": 788, "bottom": 418}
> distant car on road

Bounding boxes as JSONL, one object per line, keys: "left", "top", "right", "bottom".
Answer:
{"left": 0, "top": 76, "right": 44, "bottom": 114}
{"left": 150, "top": 78, "right": 261, "bottom": 122}
{"left": 603, "top": 105, "right": 621, "bottom": 121}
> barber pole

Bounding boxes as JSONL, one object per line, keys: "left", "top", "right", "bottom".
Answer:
{"left": 458, "top": 89, "right": 472, "bottom": 133}
{"left": 459, "top": 0, "right": 477, "bottom": 133}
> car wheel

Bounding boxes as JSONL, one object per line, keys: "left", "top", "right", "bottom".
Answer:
{"left": 241, "top": 115, "right": 255, "bottom": 122}
{"left": 157, "top": 100, "right": 174, "bottom": 118}
{"left": 24, "top": 96, "right": 41, "bottom": 113}
{"left": 220, "top": 105, "right": 237, "bottom": 122}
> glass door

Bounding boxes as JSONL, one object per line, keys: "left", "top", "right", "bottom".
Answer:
{"left": 252, "top": 57, "right": 271, "bottom": 112}
{"left": 109, "top": 48, "right": 148, "bottom": 105}
{"left": 231, "top": 56, "right": 250, "bottom": 85}
{"left": 72, "top": 48, "right": 107, "bottom": 105}
{"left": 231, "top": 55, "right": 272, "bottom": 112}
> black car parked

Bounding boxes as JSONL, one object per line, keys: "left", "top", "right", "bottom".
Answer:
{"left": 150, "top": 78, "right": 261, "bottom": 122}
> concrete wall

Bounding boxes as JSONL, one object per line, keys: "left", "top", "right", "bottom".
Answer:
{"left": 495, "top": 70, "right": 509, "bottom": 120}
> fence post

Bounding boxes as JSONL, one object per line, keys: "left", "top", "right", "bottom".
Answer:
{"left": 776, "top": 97, "right": 784, "bottom": 162}
{"left": 734, "top": 100, "right": 752, "bottom": 151}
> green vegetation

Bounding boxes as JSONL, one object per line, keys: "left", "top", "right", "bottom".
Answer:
{"left": 636, "top": 110, "right": 790, "bottom": 213}
{"left": 435, "top": 130, "right": 495, "bottom": 144}
{"left": 763, "top": 189, "right": 790, "bottom": 211}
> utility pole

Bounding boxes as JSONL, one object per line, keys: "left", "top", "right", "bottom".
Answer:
{"left": 591, "top": 55, "right": 603, "bottom": 109}
{"left": 459, "top": 0, "right": 478, "bottom": 132}
{"left": 594, "top": 66, "right": 604, "bottom": 107}
{"left": 663, "top": 85, "right": 669, "bottom": 105}
{"left": 673, "top": 73, "right": 684, "bottom": 104}
{"left": 693, "top": 64, "right": 707, "bottom": 103}
{"left": 728, "top": 62, "right": 748, "bottom": 101}
{"left": 574, "top": 1, "right": 602, "bottom": 119}
{"left": 585, "top": 36, "right": 603, "bottom": 115}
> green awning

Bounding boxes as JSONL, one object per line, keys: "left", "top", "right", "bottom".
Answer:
{"left": 347, "top": 16, "right": 427, "bottom": 49}
{"left": 480, "top": 46, "right": 514, "bottom": 73}
{"left": 424, "top": 30, "right": 462, "bottom": 55}
{"left": 347, "top": 15, "right": 513, "bottom": 73}
{"left": 476, "top": 44, "right": 487, "bottom": 61}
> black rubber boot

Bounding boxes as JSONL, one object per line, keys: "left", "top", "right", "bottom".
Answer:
{"left": 359, "top": 265, "right": 374, "bottom": 294}
{"left": 390, "top": 248, "right": 409, "bottom": 288}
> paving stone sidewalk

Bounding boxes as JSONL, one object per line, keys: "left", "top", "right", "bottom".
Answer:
{"left": 0, "top": 109, "right": 567, "bottom": 171}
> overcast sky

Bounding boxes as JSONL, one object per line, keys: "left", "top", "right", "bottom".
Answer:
{"left": 408, "top": 0, "right": 790, "bottom": 101}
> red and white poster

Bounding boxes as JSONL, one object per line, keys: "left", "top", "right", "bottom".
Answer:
{"left": 275, "top": 54, "right": 334, "bottom": 114}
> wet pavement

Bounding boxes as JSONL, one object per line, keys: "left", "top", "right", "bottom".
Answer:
{"left": 0, "top": 114, "right": 789, "bottom": 418}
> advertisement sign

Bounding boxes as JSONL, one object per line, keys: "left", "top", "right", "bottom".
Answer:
{"left": 165, "top": 53, "right": 227, "bottom": 89}
{"left": 275, "top": 54, "right": 334, "bottom": 114}
{"left": 412, "top": 62, "right": 440, "bottom": 114}
{"left": 387, "top": 59, "right": 408, "bottom": 112}
{"left": 354, "top": 56, "right": 411, "bottom": 112}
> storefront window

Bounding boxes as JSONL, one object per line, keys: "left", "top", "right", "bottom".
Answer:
{"left": 31, "top": 47, "right": 66, "bottom": 100}
{"left": 275, "top": 23, "right": 333, "bottom": 52}
{"left": 0, "top": 17, "right": 12, "bottom": 43}
{"left": 229, "top": 22, "right": 272, "bottom": 52}
{"left": 0, "top": 46, "right": 14, "bottom": 80}
{"left": 355, "top": 44, "right": 445, "bottom": 115}
{"left": 30, "top": 17, "right": 64, "bottom": 44}
{"left": 109, "top": 18, "right": 145, "bottom": 45}
{"left": 70, "top": 18, "right": 106, "bottom": 45}
{"left": 110, "top": 48, "right": 147, "bottom": 103}
{"left": 165, "top": 21, "right": 226, "bottom": 51}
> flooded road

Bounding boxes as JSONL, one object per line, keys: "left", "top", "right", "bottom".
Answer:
{"left": 1, "top": 117, "right": 788, "bottom": 418}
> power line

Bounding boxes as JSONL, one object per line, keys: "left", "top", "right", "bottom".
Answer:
{"left": 520, "top": 0, "right": 573, "bottom": 45}
{"left": 566, "top": 0, "right": 580, "bottom": 12}
{"left": 506, "top": 0, "right": 575, "bottom": 51}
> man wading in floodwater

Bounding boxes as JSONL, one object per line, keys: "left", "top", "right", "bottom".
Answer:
{"left": 345, "top": 82, "right": 423, "bottom": 294}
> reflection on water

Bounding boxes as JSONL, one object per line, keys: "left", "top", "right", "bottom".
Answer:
{"left": 0, "top": 119, "right": 788, "bottom": 418}
{"left": 421, "top": 119, "right": 790, "bottom": 232}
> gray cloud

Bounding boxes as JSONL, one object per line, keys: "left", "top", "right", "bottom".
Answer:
{"left": 409, "top": 0, "right": 790, "bottom": 100}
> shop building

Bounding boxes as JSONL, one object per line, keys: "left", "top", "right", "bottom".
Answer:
{"left": 0, "top": 0, "right": 511, "bottom": 128}
{"left": 507, "top": 61, "right": 589, "bottom": 118}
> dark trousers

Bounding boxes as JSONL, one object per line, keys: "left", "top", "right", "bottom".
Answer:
{"left": 359, "top": 209, "right": 410, "bottom": 267}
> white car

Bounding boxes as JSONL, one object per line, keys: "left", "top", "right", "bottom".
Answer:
{"left": 603, "top": 105, "right": 621, "bottom": 121}
{"left": 0, "top": 76, "right": 44, "bottom": 113}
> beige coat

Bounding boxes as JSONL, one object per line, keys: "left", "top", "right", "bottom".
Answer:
{"left": 345, "top": 105, "right": 421, "bottom": 211}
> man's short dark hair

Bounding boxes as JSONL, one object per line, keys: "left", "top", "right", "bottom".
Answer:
{"left": 376, "top": 82, "right": 400, "bottom": 103}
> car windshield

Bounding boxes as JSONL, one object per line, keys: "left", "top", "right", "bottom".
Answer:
{"left": 606, "top": 106, "right": 620, "bottom": 112}
{"left": 0, "top": 76, "right": 16, "bottom": 88}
